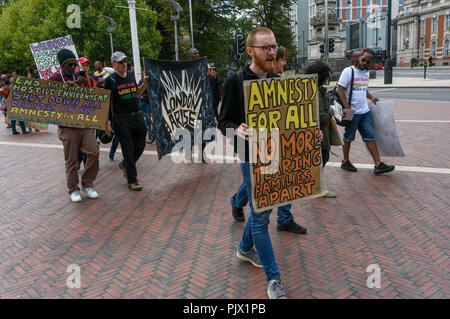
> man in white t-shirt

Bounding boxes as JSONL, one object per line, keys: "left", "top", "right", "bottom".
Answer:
{"left": 337, "top": 49, "right": 395, "bottom": 175}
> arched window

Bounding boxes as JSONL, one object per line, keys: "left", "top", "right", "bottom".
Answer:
{"left": 445, "top": 40, "right": 450, "bottom": 56}
{"left": 431, "top": 41, "right": 437, "bottom": 57}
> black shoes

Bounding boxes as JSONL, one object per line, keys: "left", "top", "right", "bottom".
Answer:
{"left": 232, "top": 206, "right": 245, "bottom": 222}
{"left": 341, "top": 160, "right": 357, "bottom": 172}
{"left": 277, "top": 220, "right": 307, "bottom": 234}
{"left": 374, "top": 162, "right": 395, "bottom": 175}
{"left": 119, "top": 162, "right": 128, "bottom": 180}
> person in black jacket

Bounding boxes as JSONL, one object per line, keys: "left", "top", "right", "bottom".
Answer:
{"left": 225, "top": 44, "right": 308, "bottom": 235}
{"left": 218, "top": 27, "right": 291, "bottom": 299}
{"left": 104, "top": 52, "right": 148, "bottom": 191}
{"left": 208, "top": 66, "right": 222, "bottom": 122}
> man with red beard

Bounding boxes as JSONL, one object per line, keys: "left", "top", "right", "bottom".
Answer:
{"left": 219, "top": 27, "right": 298, "bottom": 299}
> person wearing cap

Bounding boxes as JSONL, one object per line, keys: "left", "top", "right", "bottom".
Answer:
{"left": 50, "top": 48, "right": 100, "bottom": 203}
{"left": 103, "top": 51, "right": 148, "bottom": 191}
{"left": 78, "top": 57, "right": 96, "bottom": 88}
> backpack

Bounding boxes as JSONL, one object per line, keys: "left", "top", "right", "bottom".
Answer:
{"left": 328, "top": 67, "right": 354, "bottom": 127}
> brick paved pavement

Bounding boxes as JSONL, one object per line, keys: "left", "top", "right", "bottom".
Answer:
{"left": 0, "top": 98, "right": 448, "bottom": 299}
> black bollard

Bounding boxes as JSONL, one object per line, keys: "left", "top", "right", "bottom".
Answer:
{"left": 424, "top": 61, "right": 427, "bottom": 79}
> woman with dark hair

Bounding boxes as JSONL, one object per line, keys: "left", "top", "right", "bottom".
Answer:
{"left": 305, "top": 62, "right": 337, "bottom": 198}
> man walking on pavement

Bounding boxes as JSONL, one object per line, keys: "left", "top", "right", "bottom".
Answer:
{"left": 338, "top": 49, "right": 395, "bottom": 175}
{"left": 50, "top": 49, "right": 100, "bottom": 202}
{"left": 218, "top": 27, "right": 323, "bottom": 299}
{"left": 227, "top": 44, "right": 308, "bottom": 235}
{"left": 104, "top": 51, "right": 148, "bottom": 191}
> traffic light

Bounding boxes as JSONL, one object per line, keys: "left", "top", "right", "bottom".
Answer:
{"left": 235, "top": 34, "right": 245, "bottom": 59}
{"left": 320, "top": 43, "right": 325, "bottom": 53}
{"left": 328, "top": 37, "right": 335, "bottom": 53}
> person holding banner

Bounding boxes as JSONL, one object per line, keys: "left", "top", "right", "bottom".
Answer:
{"left": 50, "top": 48, "right": 100, "bottom": 203}
{"left": 104, "top": 51, "right": 148, "bottom": 191}
{"left": 77, "top": 56, "right": 98, "bottom": 171}
{"left": 305, "top": 61, "right": 338, "bottom": 198}
{"left": 228, "top": 45, "right": 308, "bottom": 235}
{"left": 218, "top": 27, "right": 322, "bottom": 299}
{"left": 337, "top": 49, "right": 395, "bottom": 175}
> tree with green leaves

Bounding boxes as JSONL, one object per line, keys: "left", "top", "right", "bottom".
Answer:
{"left": 145, "top": 0, "right": 297, "bottom": 67}
{"left": 0, "top": 0, "right": 161, "bottom": 74}
{"left": 249, "top": 0, "right": 298, "bottom": 59}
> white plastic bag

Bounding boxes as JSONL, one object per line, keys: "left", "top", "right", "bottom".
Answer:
{"left": 369, "top": 100, "right": 405, "bottom": 157}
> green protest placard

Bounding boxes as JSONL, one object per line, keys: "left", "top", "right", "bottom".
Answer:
{"left": 6, "top": 76, "right": 110, "bottom": 130}
{"left": 244, "top": 74, "right": 326, "bottom": 213}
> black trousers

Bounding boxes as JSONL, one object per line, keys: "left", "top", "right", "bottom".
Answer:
{"left": 113, "top": 113, "right": 147, "bottom": 183}
{"left": 322, "top": 148, "right": 330, "bottom": 168}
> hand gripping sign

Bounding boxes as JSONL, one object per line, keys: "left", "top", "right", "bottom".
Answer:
{"left": 244, "top": 74, "right": 326, "bottom": 213}
{"left": 6, "top": 76, "right": 111, "bottom": 130}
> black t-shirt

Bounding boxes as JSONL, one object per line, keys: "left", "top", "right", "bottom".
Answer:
{"left": 104, "top": 71, "right": 140, "bottom": 117}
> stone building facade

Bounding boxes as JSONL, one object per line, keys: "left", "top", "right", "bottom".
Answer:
{"left": 395, "top": 0, "right": 450, "bottom": 66}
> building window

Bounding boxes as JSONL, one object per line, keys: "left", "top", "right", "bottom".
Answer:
{"left": 420, "top": 43, "right": 425, "bottom": 58}
{"left": 431, "top": 41, "right": 437, "bottom": 57}
{"left": 405, "top": 23, "right": 410, "bottom": 38}
{"left": 421, "top": 19, "right": 425, "bottom": 36}
{"left": 446, "top": 14, "right": 450, "bottom": 30}
{"left": 445, "top": 40, "right": 450, "bottom": 56}
{"left": 357, "top": 9, "right": 361, "bottom": 19}
{"left": 432, "top": 17, "right": 437, "bottom": 33}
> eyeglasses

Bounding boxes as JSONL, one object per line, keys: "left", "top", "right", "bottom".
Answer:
{"left": 250, "top": 44, "right": 278, "bottom": 53}
{"left": 361, "top": 57, "right": 373, "bottom": 64}
{"left": 118, "top": 59, "right": 128, "bottom": 64}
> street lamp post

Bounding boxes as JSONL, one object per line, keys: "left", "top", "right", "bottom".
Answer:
{"left": 102, "top": 16, "right": 117, "bottom": 56}
{"left": 325, "top": 0, "right": 329, "bottom": 64}
{"left": 188, "top": 0, "right": 194, "bottom": 49}
{"left": 116, "top": 0, "right": 148, "bottom": 81}
{"left": 384, "top": 0, "right": 393, "bottom": 84}
{"left": 164, "top": 0, "right": 183, "bottom": 61}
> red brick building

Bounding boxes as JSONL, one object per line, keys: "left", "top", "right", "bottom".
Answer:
{"left": 396, "top": 0, "right": 450, "bottom": 66}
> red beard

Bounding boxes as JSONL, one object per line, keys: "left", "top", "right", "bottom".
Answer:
{"left": 253, "top": 52, "right": 276, "bottom": 73}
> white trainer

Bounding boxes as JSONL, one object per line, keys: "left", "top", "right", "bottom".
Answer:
{"left": 70, "top": 191, "right": 82, "bottom": 202}
{"left": 84, "top": 188, "right": 99, "bottom": 199}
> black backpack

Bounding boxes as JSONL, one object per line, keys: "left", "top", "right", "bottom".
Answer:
{"left": 329, "top": 67, "right": 354, "bottom": 127}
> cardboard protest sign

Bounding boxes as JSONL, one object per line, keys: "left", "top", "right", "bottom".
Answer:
{"left": 244, "top": 74, "right": 326, "bottom": 213}
{"left": 369, "top": 100, "right": 405, "bottom": 157}
{"left": 143, "top": 57, "right": 216, "bottom": 159}
{"left": 6, "top": 76, "right": 110, "bottom": 130}
{"left": 29, "top": 35, "right": 79, "bottom": 80}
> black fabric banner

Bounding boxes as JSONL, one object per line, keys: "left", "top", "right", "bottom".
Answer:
{"left": 144, "top": 58, "right": 216, "bottom": 159}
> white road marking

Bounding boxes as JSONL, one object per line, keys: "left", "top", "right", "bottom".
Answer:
{"left": 326, "top": 162, "right": 450, "bottom": 175}
{"left": 1, "top": 141, "right": 449, "bottom": 174}
{"left": 370, "top": 89, "right": 396, "bottom": 93}
{"left": 396, "top": 120, "right": 450, "bottom": 123}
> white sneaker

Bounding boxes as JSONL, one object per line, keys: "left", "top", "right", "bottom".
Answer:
{"left": 70, "top": 191, "right": 82, "bottom": 202}
{"left": 84, "top": 188, "right": 99, "bottom": 199}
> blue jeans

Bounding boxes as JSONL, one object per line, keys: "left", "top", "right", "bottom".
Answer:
{"left": 238, "top": 162, "right": 281, "bottom": 282}
{"left": 139, "top": 99, "right": 151, "bottom": 117}
{"left": 343, "top": 111, "right": 375, "bottom": 142}
{"left": 231, "top": 183, "right": 293, "bottom": 226}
